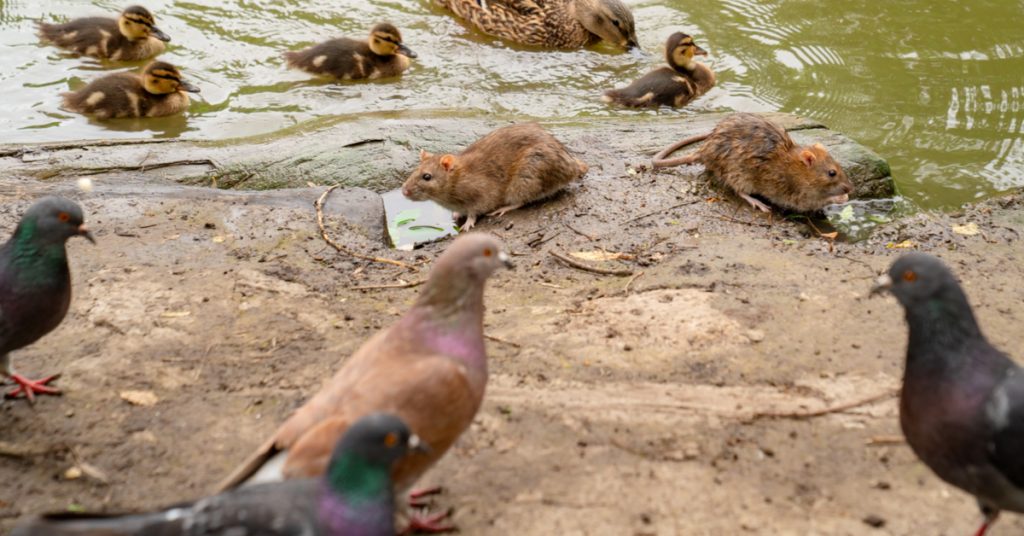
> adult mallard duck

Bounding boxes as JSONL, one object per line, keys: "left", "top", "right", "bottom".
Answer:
{"left": 603, "top": 32, "right": 715, "bottom": 108}
{"left": 437, "top": 0, "right": 639, "bottom": 51}
{"left": 62, "top": 61, "right": 199, "bottom": 119}
{"left": 284, "top": 23, "right": 417, "bottom": 80}
{"left": 37, "top": 5, "right": 170, "bottom": 61}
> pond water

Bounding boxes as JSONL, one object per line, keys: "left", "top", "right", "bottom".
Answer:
{"left": 2, "top": 0, "right": 1023, "bottom": 210}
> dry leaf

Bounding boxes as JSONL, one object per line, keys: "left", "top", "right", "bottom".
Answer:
{"left": 63, "top": 467, "right": 82, "bottom": 480}
{"left": 886, "top": 240, "right": 915, "bottom": 249}
{"left": 120, "top": 390, "right": 159, "bottom": 407}
{"left": 212, "top": 235, "right": 226, "bottom": 243}
{"left": 569, "top": 250, "right": 634, "bottom": 262}
{"left": 952, "top": 222, "right": 980, "bottom": 236}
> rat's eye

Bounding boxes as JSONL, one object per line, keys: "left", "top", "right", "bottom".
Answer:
{"left": 57, "top": 212, "right": 70, "bottom": 223}
{"left": 421, "top": 173, "right": 432, "bottom": 181}
{"left": 828, "top": 169, "right": 838, "bottom": 178}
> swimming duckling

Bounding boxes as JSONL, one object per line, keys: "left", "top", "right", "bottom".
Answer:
{"left": 438, "top": 0, "right": 639, "bottom": 50}
{"left": 62, "top": 61, "right": 199, "bottom": 119}
{"left": 603, "top": 32, "right": 716, "bottom": 108}
{"left": 38, "top": 5, "right": 170, "bottom": 61}
{"left": 283, "top": 23, "right": 417, "bottom": 80}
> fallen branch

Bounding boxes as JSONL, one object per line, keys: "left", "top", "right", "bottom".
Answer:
{"left": 76, "top": 159, "right": 219, "bottom": 175}
{"left": 866, "top": 435, "right": 905, "bottom": 446}
{"left": 549, "top": 250, "right": 634, "bottom": 277}
{"left": 623, "top": 270, "right": 645, "bottom": 293}
{"left": 744, "top": 390, "right": 897, "bottom": 423}
{"left": 315, "top": 185, "right": 417, "bottom": 270}
{"left": 349, "top": 280, "right": 425, "bottom": 291}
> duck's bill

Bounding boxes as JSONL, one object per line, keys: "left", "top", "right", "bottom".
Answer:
{"left": 694, "top": 44, "right": 709, "bottom": 56}
{"left": 626, "top": 42, "right": 647, "bottom": 58}
{"left": 179, "top": 80, "right": 201, "bottom": 93}
{"left": 151, "top": 26, "right": 171, "bottom": 42}
{"left": 398, "top": 43, "right": 418, "bottom": 59}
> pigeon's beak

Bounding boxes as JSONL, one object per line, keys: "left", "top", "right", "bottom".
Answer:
{"left": 150, "top": 26, "right": 171, "bottom": 42}
{"left": 870, "top": 274, "right": 893, "bottom": 297}
{"left": 397, "top": 43, "right": 417, "bottom": 59}
{"left": 408, "top": 434, "right": 431, "bottom": 454}
{"left": 498, "top": 250, "right": 514, "bottom": 270}
{"left": 77, "top": 224, "right": 96, "bottom": 244}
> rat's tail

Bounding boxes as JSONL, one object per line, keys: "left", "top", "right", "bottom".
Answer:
{"left": 652, "top": 133, "right": 710, "bottom": 168}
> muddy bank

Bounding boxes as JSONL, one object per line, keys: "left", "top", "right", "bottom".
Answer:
{"left": 1, "top": 115, "right": 1022, "bottom": 535}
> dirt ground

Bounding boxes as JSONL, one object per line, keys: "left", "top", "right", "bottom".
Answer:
{"left": 1, "top": 125, "right": 1023, "bottom": 535}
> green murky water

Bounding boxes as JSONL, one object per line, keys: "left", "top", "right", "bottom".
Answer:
{"left": 2, "top": 0, "right": 1023, "bottom": 210}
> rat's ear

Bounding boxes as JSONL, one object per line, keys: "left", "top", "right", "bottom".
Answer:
{"left": 440, "top": 154, "right": 456, "bottom": 171}
{"left": 799, "top": 149, "right": 817, "bottom": 167}
{"left": 419, "top": 149, "right": 432, "bottom": 162}
{"left": 812, "top": 143, "right": 827, "bottom": 152}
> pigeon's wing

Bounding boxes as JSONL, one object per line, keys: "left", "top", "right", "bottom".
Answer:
{"left": 12, "top": 480, "right": 319, "bottom": 536}
{"left": 986, "top": 364, "right": 1024, "bottom": 490}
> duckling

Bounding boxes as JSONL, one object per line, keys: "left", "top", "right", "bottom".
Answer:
{"left": 283, "top": 23, "right": 417, "bottom": 80}
{"left": 38, "top": 5, "right": 170, "bottom": 61}
{"left": 62, "top": 61, "right": 199, "bottom": 119}
{"left": 603, "top": 32, "right": 716, "bottom": 108}
{"left": 438, "top": 0, "right": 639, "bottom": 50}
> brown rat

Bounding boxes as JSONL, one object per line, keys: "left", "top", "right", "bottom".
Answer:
{"left": 652, "top": 113, "right": 853, "bottom": 213}
{"left": 402, "top": 122, "right": 588, "bottom": 230}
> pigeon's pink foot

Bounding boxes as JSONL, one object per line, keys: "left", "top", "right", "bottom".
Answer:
{"left": 404, "top": 508, "right": 455, "bottom": 534}
{"left": 408, "top": 486, "right": 444, "bottom": 508}
{"left": 5, "top": 373, "right": 62, "bottom": 403}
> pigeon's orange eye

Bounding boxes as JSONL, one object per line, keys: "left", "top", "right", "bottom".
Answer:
{"left": 902, "top": 270, "right": 917, "bottom": 282}
{"left": 483, "top": 248, "right": 493, "bottom": 257}
{"left": 57, "top": 212, "right": 70, "bottom": 223}
{"left": 384, "top": 432, "right": 398, "bottom": 448}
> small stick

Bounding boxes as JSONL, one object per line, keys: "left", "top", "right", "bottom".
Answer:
{"left": 315, "top": 186, "right": 417, "bottom": 270}
{"left": 349, "top": 280, "right": 425, "bottom": 291}
{"left": 622, "top": 200, "right": 702, "bottom": 226}
{"left": 564, "top": 222, "right": 596, "bottom": 241}
{"left": 745, "top": 390, "right": 897, "bottom": 422}
{"left": 485, "top": 334, "right": 522, "bottom": 349}
{"left": 624, "top": 270, "right": 645, "bottom": 293}
{"left": 76, "top": 159, "right": 219, "bottom": 175}
{"left": 549, "top": 250, "right": 634, "bottom": 277}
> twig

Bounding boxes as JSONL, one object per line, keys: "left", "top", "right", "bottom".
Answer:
{"left": 548, "top": 250, "right": 634, "bottom": 277}
{"left": 349, "top": 280, "right": 425, "bottom": 291}
{"left": 564, "top": 222, "right": 596, "bottom": 241}
{"left": 745, "top": 390, "right": 897, "bottom": 422}
{"left": 866, "top": 435, "right": 905, "bottom": 446}
{"left": 623, "top": 271, "right": 645, "bottom": 293}
{"left": 316, "top": 186, "right": 417, "bottom": 270}
{"left": 485, "top": 334, "right": 522, "bottom": 349}
{"left": 622, "top": 200, "right": 702, "bottom": 226}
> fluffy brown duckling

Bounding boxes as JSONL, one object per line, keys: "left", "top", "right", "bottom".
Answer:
{"left": 283, "top": 23, "right": 417, "bottom": 80}
{"left": 603, "top": 32, "right": 716, "bottom": 108}
{"left": 62, "top": 61, "right": 199, "bottom": 119}
{"left": 38, "top": 5, "right": 170, "bottom": 61}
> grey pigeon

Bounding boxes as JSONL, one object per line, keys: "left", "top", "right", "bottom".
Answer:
{"left": 1, "top": 196, "right": 93, "bottom": 402}
{"left": 873, "top": 252, "right": 1024, "bottom": 536}
{"left": 12, "top": 412, "right": 429, "bottom": 536}
{"left": 215, "top": 233, "right": 513, "bottom": 532}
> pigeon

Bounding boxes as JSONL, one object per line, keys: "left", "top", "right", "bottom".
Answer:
{"left": 872, "top": 252, "right": 1024, "bottom": 536}
{"left": 1, "top": 196, "right": 94, "bottom": 402}
{"left": 215, "top": 233, "right": 512, "bottom": 532}
{"left": 12, "top": 412, "right": 428, "bottom": 536}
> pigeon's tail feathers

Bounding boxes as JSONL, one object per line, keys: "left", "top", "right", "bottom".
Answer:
{"left": 11, "top": 508, "right": 189, "bottom": 536}
{"left": 214, "top": 435, "right": 284, "bottom": 492}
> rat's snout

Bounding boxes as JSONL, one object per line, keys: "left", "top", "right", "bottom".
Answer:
{"left": 402, "top": 186, "right": 411, "bottom": 198}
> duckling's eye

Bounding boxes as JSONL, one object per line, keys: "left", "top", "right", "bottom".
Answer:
{"left": 828, "top": 169, "right": 838, "bottom": 177}
{"left": 612, "top": 19, "right": 620, "bottom": 27}
{"left": 421, "top": 173, "right": 432, "bottom": 181}
{"left": 57, "top": 212, "right": 70, "bottom": 223}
